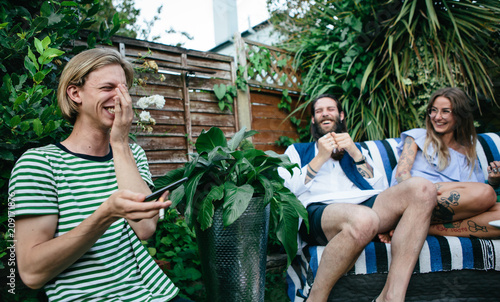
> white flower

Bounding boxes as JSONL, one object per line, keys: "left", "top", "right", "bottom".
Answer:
{"left": 136, "top": 94, "right": 165, "bottom": 109}
{"left": 150, "top": 94, "right": 165, "bottom": 109}
{"left": 137, "top": 97, "right": 149, "bottom": 109}
{"left": 139, "top": 111, "right": 152, "bottom": 122}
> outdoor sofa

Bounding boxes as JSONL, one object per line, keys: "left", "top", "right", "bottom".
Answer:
{"left": 286, "top": 132, "right": 500, "bottom": 302}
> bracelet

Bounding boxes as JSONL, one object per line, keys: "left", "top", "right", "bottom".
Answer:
{"left": 354, "top": 156, "right": 366, "bottom": 165}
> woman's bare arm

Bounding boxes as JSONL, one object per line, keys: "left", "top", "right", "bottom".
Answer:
{"left": 395, "top": 136, "right": 418, "bottom": 184}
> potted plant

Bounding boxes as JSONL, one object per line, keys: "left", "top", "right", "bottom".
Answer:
{"left": 154, "top": 126, "right": 308, "bottom": 301}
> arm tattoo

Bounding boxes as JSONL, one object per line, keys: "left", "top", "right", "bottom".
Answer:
{"left": 305, "top": 164, "right": 318, "bottom": 184}
{"left": 395, "top": 136, "right": 416, "bottom": 183}
{"left": 356, "top": 164, "right": 374, "bottom": 178}
{"left": 306, "top": 169, "right": 316, "bottom": 179}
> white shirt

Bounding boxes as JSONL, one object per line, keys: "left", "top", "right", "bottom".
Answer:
{"left": 278, "top": 143, "right": 389, "bottom": 209}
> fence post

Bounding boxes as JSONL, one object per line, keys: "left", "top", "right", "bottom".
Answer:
{"left": 234, "top": 33, "right": 253, "bottom": 136}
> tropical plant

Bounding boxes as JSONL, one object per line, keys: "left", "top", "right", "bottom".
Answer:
{"left": 267, "top": 0, "right": 500, "bottom": 141}
{"left": 154, "top": 126, "right": 308, "bottom": 266}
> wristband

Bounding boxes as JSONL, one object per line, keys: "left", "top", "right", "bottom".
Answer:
{"left": 354, "top": 156, "right": 366, "bottom": 165}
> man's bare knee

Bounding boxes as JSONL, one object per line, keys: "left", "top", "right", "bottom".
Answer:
{"left": 344, "top": 209, "right": 379, "bottom": 245}
{"left": 481, "top": 184, "right": 497, "bottom": 208}
{"left": 410, "top": 177, "right": 436, "bottom": 199}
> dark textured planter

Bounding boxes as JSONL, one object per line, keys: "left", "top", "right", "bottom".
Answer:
{"left": 195, "top": 198, "right": 270, "bottom": 302}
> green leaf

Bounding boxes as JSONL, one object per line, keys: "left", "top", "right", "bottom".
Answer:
{"left": 222, "top": 182, "right": 254, "bottom": 226}
{"left": 218, "top": 100, "right": 225, "bottom": 111}
{"left": 213, "top": 84, "right": 226, "bottom": 101}
{"left": 274, "top": 198, "right": 300, "bottom": 266}
{"left": 197, "top": 185, "right": 224, "bottom": 230}
{"left": 19, "top": 121, "right": 30, "bottom": 132}
{"left": 183, "top": 171, "right": 206, "bottom": 228}
{"left": 256, "top": 174, "right": 273, "bottom": 205}
{"left": 359, "top": 58, "right": 375, "bottom": 94}
{"left": 43, "top": 48, "right": 65, "bottom": 59}
{"left": 110, "top": 13, "right": 121, "bottom": 36}
{"left": 0, "top": 150, "right": 14, "bottom": 161}
{"left": 24, "top": 53, "right": 37, "bottom": 76}
{"left": 34, "top": 71, "right": 46, "bottom": 84}
{"left": 13, "top": 93, "right": 27, "bottom": 109}
{"left": 61, "top": 1, "right": 78, "bottom": 7}
{"left": 86, "top": 2, "right": 99, "bottom": 16}
{"left": 34, "top": 37, "right": 44, "bottom": 55}
{"left": 33, "top": 118, "right": 43, "bottom": 136}
{"left": 195, "top": 127, "right": 227, "bottom": 153}
{"left": 227, "top": 127, "right": 247, "bottom": 151}
{"left": 10, "top": 116, "right": 22, "bottom": 128}
{"left": 41, "top": 36, "right": 51, "bottom": 50}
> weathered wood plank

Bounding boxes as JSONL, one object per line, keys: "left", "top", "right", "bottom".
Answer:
{"left": 135, "top": 136, "right": 187, "bottom": 151}
{"left": 191, "top": 112, "right": 236, "bottom": 127}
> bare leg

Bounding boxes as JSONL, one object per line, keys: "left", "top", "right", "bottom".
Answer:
{"left": 429, "top": 182, "right": 499, "bottom": 238}
{"left": 432, "top": 182, "right": 496, "bottom": 223}
{"left": 372, "top": 177, "right": 436, "bottom": 302}
{"left": 307, "top": 204, "right": 379, "bottom": 302}
{"left": 429, "top": 203, "right": 500, "bottom": 238}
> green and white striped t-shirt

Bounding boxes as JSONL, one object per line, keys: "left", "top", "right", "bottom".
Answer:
{"left": 9, "top": 143, "right": 179, "bottom": 302}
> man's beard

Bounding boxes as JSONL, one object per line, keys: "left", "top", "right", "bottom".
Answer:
{"left": 313, "top": 115, "right": 345, "bottom": 161}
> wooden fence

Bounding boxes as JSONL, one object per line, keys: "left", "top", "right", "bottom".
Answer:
{"left": 84, "top": 34, "right": 304, "bottom": 178}
{"left": 235, "top": 37, "right": 306, "bottom": 153}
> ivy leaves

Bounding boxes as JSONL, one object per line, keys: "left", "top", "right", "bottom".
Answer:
{"left": 213, "top": 83, "right": 237, "bottom": 112}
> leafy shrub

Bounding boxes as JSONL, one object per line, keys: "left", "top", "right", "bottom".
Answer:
{"left": 0, "top": 1, "right": 121, "bottom": 299}
{"left": 144, "top": 208, "right": 205, "bottom": 301}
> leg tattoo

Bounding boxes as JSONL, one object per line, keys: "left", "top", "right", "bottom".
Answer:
{"left": 467, "top": 220, "right": 488, "bottom": 233}
{"left": 432, "top": 190, "right": 460, "bottom": 223}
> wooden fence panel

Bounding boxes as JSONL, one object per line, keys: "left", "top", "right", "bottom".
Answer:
{"left": 249, "top": 88, "right": 307, "bottom": 153}
{"left": 82, "top": 34, "right": 239, "bottom": 178}
{"left": 75, "top": 32, "right": 306, "bottom": 178}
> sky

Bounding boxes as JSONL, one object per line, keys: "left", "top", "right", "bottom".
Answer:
{"left": 135, "top": 0, "right": 270, "bottom": 51}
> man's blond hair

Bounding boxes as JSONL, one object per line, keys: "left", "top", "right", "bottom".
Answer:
{"left": 57, "top": 48, "right": 134, "bottom": 125}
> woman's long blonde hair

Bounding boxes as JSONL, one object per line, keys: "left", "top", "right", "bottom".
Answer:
{"left": 423, "top": 87, "right": 477, "bottom": 171}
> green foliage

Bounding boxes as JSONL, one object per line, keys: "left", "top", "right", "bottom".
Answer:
{"left": 269, "top": 0, "right": 500, "bottom": 140}
{"left": 213, "top": 83, "right": 237, "bottom": 112}
{"left": 144, "top": 208, "right": 204, "bottom": 301}
{"left": 277, "top": 89, "right": 292, "bottom": 111}
{"left": 247, "top": 46, "right": 273, "bottom": 79}
{"left": 0, "top": 1, "right": 127, "bottom": 299}
{"left": 154, "top": 127, "right": 308, "bottom": 266}
{"left": 264, "top": 270, "right": 289, "bottom": 301}
{"left": 87, "top": 0, "right": 140, "bottom": 39}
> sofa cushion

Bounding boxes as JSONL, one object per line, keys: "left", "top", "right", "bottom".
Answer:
{"left": 286, "top": 132, "right": 500, "bottom": 302}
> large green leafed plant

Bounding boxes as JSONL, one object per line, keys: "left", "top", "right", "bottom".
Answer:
{"left": 154, "top": 127, "right": 308, "bottom": 266}
{"left": 268, "top": 0, "right": 500, "bottom": 141}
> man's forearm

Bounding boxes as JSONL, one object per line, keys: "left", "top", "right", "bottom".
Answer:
{"left": 112, "top": 143, "right": 157, "bottom": 238}
{"left": 305, "top": 155, "right": 329, "bottom": 184}
{"left": 16, "top": 207, "right": 116, "bottom": 289}
{"left": 356, "top": 161, "right": 374, "bottom": 178}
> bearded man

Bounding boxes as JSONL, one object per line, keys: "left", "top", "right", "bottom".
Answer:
{"left": 278, "top": 94, "right": 437, "bottom": 302}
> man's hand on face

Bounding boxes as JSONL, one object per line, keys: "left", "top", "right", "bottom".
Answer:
{"left": 110, "top": 84, "right": 134, "bottom": 145}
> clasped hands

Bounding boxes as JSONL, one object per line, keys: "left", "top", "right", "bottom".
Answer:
{"left": 317, "top": 132, "right": 362, "bottom": 161}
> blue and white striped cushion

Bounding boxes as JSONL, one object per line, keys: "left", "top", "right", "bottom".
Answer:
{"left": 286, "top": 132, "right": 500, "bottom": 302}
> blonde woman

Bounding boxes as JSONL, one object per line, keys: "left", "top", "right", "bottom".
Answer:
{"left": 388, "top": 87, "right": 500, "bottom": 239}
